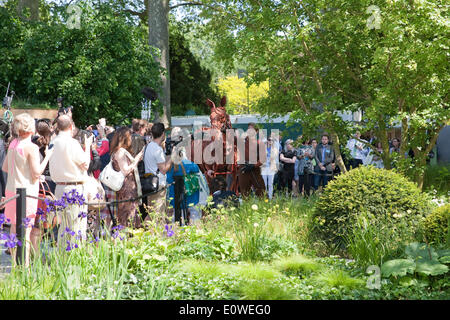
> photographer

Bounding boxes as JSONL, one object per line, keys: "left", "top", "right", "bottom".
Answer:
{"left": 143, "top": 122, "right": 172, "bottom": 224}
{"left": 166, "top": 127, "right": 200, "bottom": 225}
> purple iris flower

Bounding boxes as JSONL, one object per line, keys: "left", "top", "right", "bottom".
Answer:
{"left": 62, "top": 227, "right": 75, "bottom": 237}
{"left": 65, "top": 240, "right": 78, "bottom": 252}
{"left": 0, "top": 213, "right": 6, "bottom": 226}
{"left": 22, "top": 217, "right": 32, "bottom": 228}
{"left": 4, "top": 234, "right": 22, "bottom": 248}
{"left": 112, "top": 225, "right": 124, "bottom": 231}
{"left": 78, "top": 212, "right": 87, "bottom": 219}
{"left": 164, "top": 224, "right": 174, "bottom": 237}
{"left": 89, "top": 236, "right": 100, "bottom": 244}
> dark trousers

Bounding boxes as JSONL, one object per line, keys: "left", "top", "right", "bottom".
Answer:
{"left": 348, "top": 158, "right": 363, "bottom": 170}
{"left": 281, "top": 169, "right": 295, "bottom": 192}
{"left": 238, "top": 168, "right": 265, "bottom": 198}
{"left": 298, "top": 172, "right": 313, "bottom": 197}
{"left": 314, "top": 167, "right": 332, "bottom": 190}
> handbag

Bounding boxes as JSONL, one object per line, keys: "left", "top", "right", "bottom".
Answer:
{"left": 176, "top": 162, "right": 199, "bottom": 196}
{"left": 99, "top": 154, "right": 125, "bottom": 192}
{"left": 141, "top": 172, "right": 159, "bottom": 195}
{"left": 35, "top": 180, "right": 58, "bottom": 230}
{"left": 84, "top": 175, "right": 106, "bottom": 210}
{"left": 140, "top": 142, "right": 160, "bottom": 195}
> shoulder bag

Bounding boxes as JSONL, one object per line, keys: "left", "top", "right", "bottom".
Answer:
{"left": 140, "top": 143, "right": 159, "bottom": 195}
{"left": 99, "top": 153, "right": 125, "bottom": 192}
{"left": 84, "top": 174, "right": 106, "bottom": 210}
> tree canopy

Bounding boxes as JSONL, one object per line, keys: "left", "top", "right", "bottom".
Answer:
{"left": 0, "top": 1, "right": 161, "bottom": 127}
{"left": 200, "top": 0, "right": 449, "bottom": 187}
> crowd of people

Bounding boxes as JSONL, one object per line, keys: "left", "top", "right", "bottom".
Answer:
{"left": 0, "top": 107, "right": 212, "bottom": 265}
{"left": 260, "top": 131, "right": 412, "bottom": 200}
{"left": 0, "top": 106, "right": 413, "bottom": 266}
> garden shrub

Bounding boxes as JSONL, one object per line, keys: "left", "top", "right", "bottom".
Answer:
{"left": 422, "top": 204, "right": 450, "bottom": 246}
{"left": 310, "top": 166, "right": 432, "bottom": 250}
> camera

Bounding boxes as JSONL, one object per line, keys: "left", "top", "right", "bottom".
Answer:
{"left": 165, "top": 136, "right": 183, "bottom": 156}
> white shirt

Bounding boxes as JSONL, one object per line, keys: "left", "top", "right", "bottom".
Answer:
{"left": 346, "top": 138, "right": 368, "bottom": 160}
{"left": 49, "top": 131, "right": 90, "bottom": 183}
{"left": 144, "top": 141, "right": 166, "bottom": 186}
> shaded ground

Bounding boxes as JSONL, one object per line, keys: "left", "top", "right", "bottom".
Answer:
{"left": 0, "top": 227, "right": 12, "bottom": 280}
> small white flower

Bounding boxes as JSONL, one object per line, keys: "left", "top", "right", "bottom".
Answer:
{"left": 251, "top": 204, "right": 258, "bottom": 211}
{"left": 253, "top": 223, "right": 259, "bottom": 227}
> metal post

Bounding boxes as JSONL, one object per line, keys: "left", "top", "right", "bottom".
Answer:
{"left": 173, "top": 176, "right": 184, "bottom": 225}
{"left": 15, "top": 188, "right": 26, "bottom": 265}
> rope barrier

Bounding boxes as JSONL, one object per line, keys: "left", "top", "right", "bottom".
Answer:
{"left": 24, "top": 182, "right": 175, "bottom": 206}
{"left": 25, "top": 189, "right": 164, "bottom": 206}
{"left": 0, "top": 194, "right": 20, "bottom": 208}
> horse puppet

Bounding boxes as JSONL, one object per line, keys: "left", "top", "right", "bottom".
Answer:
{"left": 188, "top": 96, "right": 239, "bottom": 194}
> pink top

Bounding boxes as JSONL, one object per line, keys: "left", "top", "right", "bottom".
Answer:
{"left": 4, "top": 138, "right": 39, "bottom": 224}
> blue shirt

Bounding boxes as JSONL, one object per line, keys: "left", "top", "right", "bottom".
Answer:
{"left": 166, "top": 160, "right": 200, "bottom": 208}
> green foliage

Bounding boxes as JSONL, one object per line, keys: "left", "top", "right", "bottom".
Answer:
{"left": 272, "top": 255, "right": 323, "bottom": 276}
{"left": 169, "top": 21, "right": 219, "bottom": 116}
{"left": 381, "top": 259, "right": 416, "bottom": 278}
{"left": 236, "top": 279, "right": 297, "bottom": 300}
{"left": 381, "top": 243, "right": 449, "bottom": 281}
{"left": 0, "top": 2, "right": 161, "bottom": 127}
{"left": 345, "top": 212, "right": 399, "bottom": 267}
{"left": 311, "top": 166, "right": 432, "bottom": 250}
{"left": 423, "top": 165, "right": 450, "bottom": 195}
{"left": 202, "top": 0, "right": 450, "bottom": 184}
{"left": 1, "top": 195, "right": 447, "bottom": 300}
{"left": 312, "top": 270, "right": 364, "bottom": 290}
{"left": 422, "top": 204, "right": 450, "bottom": 246}
{"left": 216, "top": 76, "right": 269, "bottom": 115}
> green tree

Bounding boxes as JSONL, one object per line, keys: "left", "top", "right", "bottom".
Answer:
{"left": 202, "top": 0, "right": 449, "bottom": 187}
{"left": 169, "top": 22, "right": 219, "bottom": 116}
{"left": 0, "top": 2, "right": 161, "bottom": 127}
{"left": 216, "top": 75, "right": 268, "bottom": 115}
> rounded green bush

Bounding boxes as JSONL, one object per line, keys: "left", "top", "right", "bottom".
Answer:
{"left": 422, "top": 204, "right": 450, "bottom": 246}
{"left": 310, "top": 166, "right": 432, "bottom": 248}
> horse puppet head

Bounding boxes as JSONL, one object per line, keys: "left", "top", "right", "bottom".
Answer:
{"left": 207, "top": 96, "right": 232, "bottom": 133}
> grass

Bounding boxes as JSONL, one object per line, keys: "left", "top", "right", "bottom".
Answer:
{"left": 236, "top": 279, "right": 298, "bottom": 300}
{"left": 312, "top": 270, "right": 365, "bottom": 290}
{"left": 272, "top": 254, "right": 323, "bottom": 276}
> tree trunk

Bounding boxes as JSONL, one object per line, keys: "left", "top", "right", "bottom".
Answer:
{"left": 17, "top": 0, "right": 40, "bottom": 21}
{"left": 414, "top": 152, "right": 427, "bottom": 190}
{"left": 148, "top": 0, "right": 171, "bottom": 127}
{"left": 329, "top": 130, "right": 347, "bottom": 175}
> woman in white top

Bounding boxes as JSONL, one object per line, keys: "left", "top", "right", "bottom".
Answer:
{"left": 261, "top": 137, "right": 279, "bottom": 200}
{"left": 2, "top": 113, "right": 53, "bottom": 266}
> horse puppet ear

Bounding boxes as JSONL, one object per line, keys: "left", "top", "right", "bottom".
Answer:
{"left": 220, "top": 96, "right": 227, "bottom": 108}
{"left": 206, "top": 99, "right": 216, "bottom": 110}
